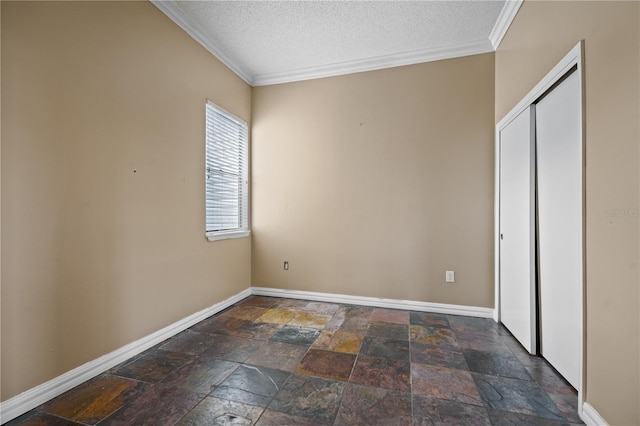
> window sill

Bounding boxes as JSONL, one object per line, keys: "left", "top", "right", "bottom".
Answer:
{"left": 206, "top": 230, "right": 250, "bottom": 242}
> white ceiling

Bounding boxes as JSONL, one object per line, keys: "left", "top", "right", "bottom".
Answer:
{"left": 152, "top": 0, "right": 522, "bottom": 86}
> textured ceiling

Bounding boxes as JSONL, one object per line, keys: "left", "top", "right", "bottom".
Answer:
{"left": 152, "top": 1, "right": 521, "bottom": 86}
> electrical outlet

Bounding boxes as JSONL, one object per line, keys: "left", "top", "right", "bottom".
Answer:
{"left": 284, "top": 261, "right": 289, "bottom": 271}
{"left": 445, "top": 270, "right": 455, "bottom": 283}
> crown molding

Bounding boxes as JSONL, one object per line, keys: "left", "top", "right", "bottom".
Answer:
{"left": 489, "top": 0, "right": 523, "bottom": 50}
{"left": 151, "top": 0, "right": 254, "bottom": 85}
{"left": 252, "top": 39, "right": 494, "bottom": 86}
{"left": 152, "top": 0, "right": 512, "bottom": 87}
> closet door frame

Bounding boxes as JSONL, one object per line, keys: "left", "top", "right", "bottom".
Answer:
{"left": 494, "top": 41, "right": 585, "bottom": 411}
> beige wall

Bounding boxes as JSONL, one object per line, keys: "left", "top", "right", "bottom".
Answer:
{"left": 1, "top": 1, "right": 251, "bottom": 400}
{"left": 252, "top": 54, "right": 495, "bottom": 308}
{"left": 5, "top": 1, "right": 638, "bottom": 422}
{"left": 496, "top": 1, "right": 640, "bottom": 424}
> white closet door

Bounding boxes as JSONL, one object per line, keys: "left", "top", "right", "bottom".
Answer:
{"left": 499, "top": 106, "right": 536, "bottom": 354}
{"left": 536, "top": 71, "right": 582, "bottom": 389}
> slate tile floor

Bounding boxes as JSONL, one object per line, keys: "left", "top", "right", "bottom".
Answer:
{"left": 7, "top": 296, "right": 584, "bottom": 425}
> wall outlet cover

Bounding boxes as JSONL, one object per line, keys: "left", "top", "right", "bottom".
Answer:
{"left": 446, "top": 271, "right": 455, "bottom": 283}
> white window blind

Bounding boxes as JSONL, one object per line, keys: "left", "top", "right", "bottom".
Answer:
{"left": 205, "top": 101, "right": 249, "bottom": 241}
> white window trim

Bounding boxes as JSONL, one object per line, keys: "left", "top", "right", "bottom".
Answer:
{"left": 205, "top": 100, "right": 250, "bottom": 242}
{"left": 206, "top": 229, "right": 250, "bottom": 242}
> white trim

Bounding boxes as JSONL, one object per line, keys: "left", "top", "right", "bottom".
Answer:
{"left": 150, "top": 0, "right": 495, "bottom": 87}
{"left": 150, "top": 0, "right": 253, "bottom": 85}
{"left": 496, "top": 43, "right": 583, "bottom": 130}
{"left": 493, "top": 114, "right": 502, "bottom": 323}
{"left": 0, "top": 288, "right": 252, "bottom": 424}
{"left": 206, "top": 230, "right": 250, "bottom": 242}
{"left": 489, "top": 0, "right": 523, "bottom": 50}
{"left": 580, "top": 402, "right": 609, "bottom": 426}
{"left": 495, "top": 39, "right": 585, "bottom": 414}
{"left": 251, "top": 287, "right": 494, "bottom": 318}
{"left": 151, "top": 0, "right": 512, "bottom": 87}
{"left": 252, "top": 39, "right": 494, "bottom": 87}
{"left": 0, "top": 285, "right": 494, "bottom": 422}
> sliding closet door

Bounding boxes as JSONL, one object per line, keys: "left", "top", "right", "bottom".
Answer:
{"left": 499, "top": 107, "right": 536, "bottom": 354}
{"left": 536, "top": 70, "right": 582, "bottom": 389}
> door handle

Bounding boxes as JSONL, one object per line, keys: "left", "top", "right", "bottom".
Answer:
{"left": 500, "top": 234, "right": 504, "bottom": 240}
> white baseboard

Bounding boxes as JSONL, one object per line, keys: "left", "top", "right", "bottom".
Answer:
{"left": 251, "top": 287, "right": 495, "bottom": 318}
{"left": 1, "top": 286, "right": 495, "bottom": 424}
{"left": 581, "top": 402, "right": 609, "bottom": 426}
{"left": 0, "top": 287, "right": 251, "bottom": 424}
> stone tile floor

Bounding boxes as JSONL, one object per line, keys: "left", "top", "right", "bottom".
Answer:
{"left": 7, "top": 296, "right": 584, "bottom": 425}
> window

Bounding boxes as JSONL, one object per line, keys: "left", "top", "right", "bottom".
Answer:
{"left": 205, "top": 101, "right": 249, "bottom": 241}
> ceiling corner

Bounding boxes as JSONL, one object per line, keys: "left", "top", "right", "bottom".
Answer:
{"left": 151, "top": 0, "right": 255, "bottom": 86}
{"left": 489, "top": 0, "right": 524, "bottom": 50}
